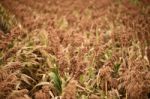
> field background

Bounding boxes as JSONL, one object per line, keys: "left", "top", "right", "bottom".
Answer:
{"left": 0, "top": 0, "right": 150, "bottom": 99}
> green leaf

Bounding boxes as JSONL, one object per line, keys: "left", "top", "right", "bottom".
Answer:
{"left": 79, "top": 74, "right": 84, "bottom": 84}
{"left": 49, "top": 67, "right": 62, "bottom": 94}
{"left": 114, "top": 63, "right": 120, "bottom": 74}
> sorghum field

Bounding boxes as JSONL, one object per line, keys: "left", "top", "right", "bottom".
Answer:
{"left": 0, "top": 0, "right": 150, "bottom": 99}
